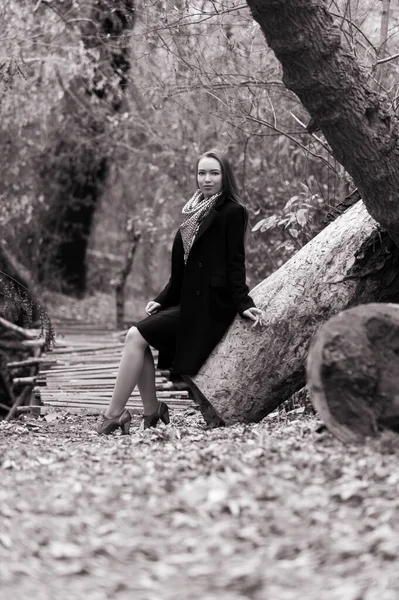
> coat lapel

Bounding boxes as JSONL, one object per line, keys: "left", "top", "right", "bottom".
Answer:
{"left": 191, "top": 193, "right": 226, "bottom": 250}
{"left": 192, "top": 209, "right": 217, "bottom": 247}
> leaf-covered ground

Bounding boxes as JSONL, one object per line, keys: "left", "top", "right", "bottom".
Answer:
{"left": 1, "top": 409, "right": 399, "bottom": 600}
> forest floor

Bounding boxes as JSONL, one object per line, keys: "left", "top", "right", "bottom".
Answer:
{"left": 2, "top": 292, "right": 399, "bottom": 600}
{"left": 2, "top": 410, "right": 399, "bottom": 600}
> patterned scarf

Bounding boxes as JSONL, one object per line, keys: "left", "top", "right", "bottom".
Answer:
{"left": 180, "top": 189, "right": 222, "bottom": 264}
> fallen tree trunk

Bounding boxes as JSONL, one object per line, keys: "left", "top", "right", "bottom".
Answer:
{"left": 307, "top": 303, "right": 399, "bottom": 443}
{"left": 187, "top": 201, "right": 399, "bottom": 425}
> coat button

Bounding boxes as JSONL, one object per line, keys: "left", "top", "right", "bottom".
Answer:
{"left": 196, "top": 290, "right": 201, "bottom": 296}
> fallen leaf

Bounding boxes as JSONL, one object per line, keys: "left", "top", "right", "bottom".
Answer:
{"left": 48, "top": 542, "right": 83, "bottom": 559}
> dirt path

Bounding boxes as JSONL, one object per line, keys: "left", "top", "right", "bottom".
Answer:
{"left": 1, "top": 409, "right": 399, "bottom": 600}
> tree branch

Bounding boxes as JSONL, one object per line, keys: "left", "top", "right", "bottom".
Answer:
{"left": 245, "top": 113, "right": 339, "bottom": 174}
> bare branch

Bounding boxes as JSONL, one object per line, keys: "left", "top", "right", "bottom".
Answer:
{"left": 290, "top": 112, "right": 334, "bottom": 155}
{"left": 376, "top": 50, "right": 399, "bottom": 66}
{"left": 245, "top": 114, "right": 339, "bottom": 175}
{"left": 329, "top": 11, "right": 377, "bottom": 54}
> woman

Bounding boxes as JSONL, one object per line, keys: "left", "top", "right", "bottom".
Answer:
{"left": 98, "top": 149, "right": 264, "bottom": 435}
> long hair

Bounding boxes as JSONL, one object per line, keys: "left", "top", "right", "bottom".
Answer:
{"left": 195, "top": 148, "right": 249, "bottom": 233}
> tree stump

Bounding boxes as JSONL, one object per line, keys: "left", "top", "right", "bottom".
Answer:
{"left": 307, "top": 303, "right": 399, "bottom": 442}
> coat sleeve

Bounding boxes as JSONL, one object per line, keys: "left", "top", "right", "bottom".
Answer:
{"left": 153, "top": 229, "right": 185, "bottom": 308}
{"left": 225, "top": 205, "right": 255, "bottom": 317}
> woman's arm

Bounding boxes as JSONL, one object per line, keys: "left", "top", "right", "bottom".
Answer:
{"left": 225, "top": 205, "right": 255, "bottom": 317}
{"left": 153, "top": 229, "right": 185, "bottom": 308}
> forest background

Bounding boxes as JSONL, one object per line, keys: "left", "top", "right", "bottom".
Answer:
{"left": 1, "top": 0, "right": 399, "bottom": 324}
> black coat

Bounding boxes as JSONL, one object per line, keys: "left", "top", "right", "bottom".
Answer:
{"left": 153, "top": 193, "right": 255, "bottom": 375}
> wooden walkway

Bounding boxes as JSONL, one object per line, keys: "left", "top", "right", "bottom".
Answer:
{"left": 36, "top": 320, "right": 192, "bottom": 414}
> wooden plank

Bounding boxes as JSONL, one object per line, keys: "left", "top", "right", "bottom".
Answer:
{"left": 41, "top": 359, "right": 162, "bottom": 369}
{"left": 40, "top": 402, "right": 188, "bottom": 412}
{"left": 39, "top": 377, "right": 170, "bottom": 385}
{"left": 41, "top": 384, "right": 176, "bottom": 391}
{"left": 39, "top": 368, "right": 164, "bottom": 376}
{"left": 55, "top": 328, "right": 119, "bottom": 335}
{"left": 41, "top": 395, "right": 190, "bottom": 404}
{"left": 51, "top": 345, "right": 123, "bottom": 354}
{"left": 42, "top": 388, "right": 181, "bottom": 395}
{"left": 52, "top": 340, "right": 124, "bottom": 347}
{"left": 40, "top": 389, "right": 189, "bottom": 399}
{"left": 42, "top": 390, "right": 189, "bottom": 398}
{"left": 0, "top": 316, "right": 40, "bottom": 339}
{"left": 42, "top": 402, "right": 190, "bottom": 410}
{"left": 48, "top": 358, "right": 123, "bottom": 365}
{"left": 39, "top": 359, "right": 159, "bottom": 372}
{"left": 54, "top": 340, "right": 118, "bottom": 346}
{"left": 41, "top": 399, "right": 190, "bottom": 408}
{"left": 37, "top": 375, "right": 170, "bottom": 384}
{"left": 51, "top": 347, "right": 157, "bottom": 355}
{"left": 36, "top": 325, "right": 190, "bottom": 413}
{"left": 0, "top": 339, "right": 46, "bottom": 350}
{"left": 40, "top": 388, "right": 189, "bottom": 396}
{"left": 8, "top": 358, "right": 56, "bottom": 369}
{"left": 64, "top": 351, "right": 131, "bottom": 356}
{"left": 40, "top": 377, "right": 173, "bottom": 385}
{"left": 39, "top": 363, "right": 121, "bottom": 373}
{"left": 39, "top": 371, "right": 168, "bottom": 378}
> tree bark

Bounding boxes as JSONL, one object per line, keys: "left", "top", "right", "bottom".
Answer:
{"left": 245, "top": 0, "right": 399, "bottom": 245}
{"left": 188, "top": 201, "right": 399, "bottom": 425}
{"left": 307, "top": 303, "right": 399, "bottom": 443}
{"left": 115, "top": 219, "right": 141, "bottom": 329}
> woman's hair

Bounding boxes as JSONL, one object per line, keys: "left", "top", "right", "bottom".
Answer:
{"left": 196, "top": 148, "right": 241, "bottom": 204}
{"left": 196, "top": 148, "right": 249, "bottom": 234}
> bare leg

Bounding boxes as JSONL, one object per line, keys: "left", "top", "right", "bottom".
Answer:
{"left": 105, "top": 327, "right": 149, "bottom": 419}
{"left": 137, "top": 347, "right": 159, "bottom": 416}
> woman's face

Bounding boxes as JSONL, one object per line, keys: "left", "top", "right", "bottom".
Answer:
{"left": 197, "top": 157, "right": 223, "bottom": 198}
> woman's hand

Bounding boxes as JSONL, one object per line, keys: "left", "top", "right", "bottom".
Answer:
{"left": 242, "top": 307, "right": 267, "bottom": 328}
{"left": 145, "top": 301, "right": 161, "bottom": 316}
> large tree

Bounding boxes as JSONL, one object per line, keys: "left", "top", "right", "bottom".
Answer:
{"left": 186, "top": 0, "right": 399, "bottom": 426}
{"left": 245, "top": 0, "right": 399, "bottom": 244}
{"left": 35, "top": 0, "right": 135, "bottom": 295}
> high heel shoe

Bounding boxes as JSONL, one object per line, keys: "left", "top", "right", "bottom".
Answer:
{"left": 98, "top": 409, "right": 132, "bottom": 435}
{"left": 143, "top": 401, "right": 170, "bottom": 429}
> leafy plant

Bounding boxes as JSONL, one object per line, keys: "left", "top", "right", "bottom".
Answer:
{"left": 252, "top": 185, "right": 331, "bottom": 256}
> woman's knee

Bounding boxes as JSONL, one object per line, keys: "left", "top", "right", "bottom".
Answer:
{"left": 125, "top": 326, "right": 148, "bottom": 349}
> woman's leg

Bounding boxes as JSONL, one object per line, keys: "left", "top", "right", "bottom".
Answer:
{"left": 137, "top": 347, "right": 159, "bottom": 416}
{"left": 105, "top": 327, "right": 149, "bottom": 419}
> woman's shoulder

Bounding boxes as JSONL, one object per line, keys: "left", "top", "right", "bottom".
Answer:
{"left": 220, "top": 197, "right": 247, "bottom": 217}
